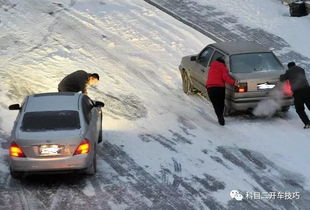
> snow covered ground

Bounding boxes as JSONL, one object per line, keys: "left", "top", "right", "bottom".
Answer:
{"left": 193, "top": 0, "right": 310, "bottom": 57}
{"left": 1, "top": 0, "right": 310, "bottom": 209}
{"left": 146, "top": 0, "right": 310, "bottom": 74}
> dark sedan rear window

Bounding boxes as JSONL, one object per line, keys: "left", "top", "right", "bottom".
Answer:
{"left": 230, "top": 52, "right": 283, "bottom": 73}
{"left": 21, "top": 111, "right": 80, "bottom": 132}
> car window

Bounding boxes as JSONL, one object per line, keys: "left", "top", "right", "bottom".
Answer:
{"left": 209, "top": 51, "right": 225, "bottom": 66}
{"left": 21, "top": 111, "right": 80, "bottom": 132}
{"left": 82, "top": 96, "right": 93, "bottom": 124}
{"left": 198, "top": 47, "right": 214, "bottom": 67}
{"left": 230, "top": 52, "right": 284, "bottom": 73}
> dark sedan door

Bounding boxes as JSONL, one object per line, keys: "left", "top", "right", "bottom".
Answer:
{"left": 190, "top": 47, "right": 214, "bottom": 91}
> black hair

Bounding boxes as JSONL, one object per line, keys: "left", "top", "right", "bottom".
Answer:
{"left": 287, "top": 62, "right": 296, "bottom": 68}
{"left": 90, "top": 73, "right": 99, "bottom": 80}
{"left": 216, "top": 57, "right": 225, "bottom": 64}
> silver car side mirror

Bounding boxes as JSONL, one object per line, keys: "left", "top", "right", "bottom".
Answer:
{"left": 190, "top": 56, "right": 197, "bottom": 61}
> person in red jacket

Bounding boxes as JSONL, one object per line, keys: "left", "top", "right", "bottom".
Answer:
{"left": 206, "top": 57, "right": 238, "bottom": 126}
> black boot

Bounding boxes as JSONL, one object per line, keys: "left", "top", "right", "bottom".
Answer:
{"left": 218, "top": 117, "right": 225, "bottom": 126}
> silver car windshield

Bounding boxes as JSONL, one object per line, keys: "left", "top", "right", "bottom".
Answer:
{"left": 21, "top": 110, "right": 80, "bottom": 132}
{"left": 230, "top": 52, "right": 283, "bottom": 73}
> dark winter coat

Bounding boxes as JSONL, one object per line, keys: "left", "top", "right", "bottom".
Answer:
{"left": 206, "top": 61, "right": 235, "bottom": 88}
{"left": 280, "top": 66, "right": 309, "bottom": 92}
{"left": 58, "top": 70, "right": 90, "bottom": 93}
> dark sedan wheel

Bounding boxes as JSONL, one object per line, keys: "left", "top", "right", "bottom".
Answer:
{"left": 181, "top": 71, "right": 193, "bottom": 94}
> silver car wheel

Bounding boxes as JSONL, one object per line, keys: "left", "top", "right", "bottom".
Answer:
{"left": 182, "top": 71, "right": 192, "bottom": 94}
{"left": 224, "top": 105, "right": 232, "bottom": 117}
{"left": 10, "top": 168, "right": 24, "bottom": 179}
{"left": 85, "top": 153, "right": 97, "bottom": 175}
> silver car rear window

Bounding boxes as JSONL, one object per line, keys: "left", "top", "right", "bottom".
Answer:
{"left": 230, "top": 52, "right": 283, "bottom": 73}
{"left": 21, "top": 111, "right": 80, "bottom": 132}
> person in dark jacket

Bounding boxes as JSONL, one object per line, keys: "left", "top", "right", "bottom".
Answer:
{"left": 58, "top": 70, "right": 99, "bottom": 95}
{"left": 206, "top": 57, "right": 238, "bottom": 126}
{"left": 280, "top": 62, "right": 310, "bottom": 128}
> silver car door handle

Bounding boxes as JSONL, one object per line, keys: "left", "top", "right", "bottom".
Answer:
{"left": 201, "top": 69, "right": 205, "bottom": 72}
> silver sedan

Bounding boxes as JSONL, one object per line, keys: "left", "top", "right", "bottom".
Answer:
{"left": 179, "top": 41, "right": 293, "bottom": 115}
{"left": 8, "top": 92, "right": 104, "bottom": 178}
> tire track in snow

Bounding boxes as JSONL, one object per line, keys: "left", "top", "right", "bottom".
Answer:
{"left": 91, "top": 88, "right": 148, "bottom": 121}
{"left": 0, "top": 142, "right": 198, "bottom": 209}
{"left": 97, "top": 142, "right": 198, "bottom": 209}
{"left": 63, "top": 5, "right": 175, "bottom": 94}
{"left": 218, "top": 146, "right": 310, "bottom": 209}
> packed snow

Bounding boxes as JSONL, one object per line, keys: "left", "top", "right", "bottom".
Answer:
{"left": 194, "top": 0, "right": 310, "bottom": 58}
{"left": 1, "top": 0, "right": 310, "bottom": 209}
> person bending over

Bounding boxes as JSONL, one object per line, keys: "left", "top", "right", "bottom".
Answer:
{"left": 58, "top": 70, "right": 99, "bottom": 95}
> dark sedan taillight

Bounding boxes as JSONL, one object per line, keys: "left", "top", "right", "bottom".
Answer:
{"left": 10, "top": 142, "right": 26, "bottom": 158}
{"left": 235, "top": 83, "right": 248, "bottom": 93}
{"left": 73, "top": 139, "right": 90, "bottom": 155}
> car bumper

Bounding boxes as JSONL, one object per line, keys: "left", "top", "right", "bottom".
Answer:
{"left": 9, "top": 154, "right": 91, "bottom": 172}
{"left": 229, "top": 96, "right": 294, "bottom": 111}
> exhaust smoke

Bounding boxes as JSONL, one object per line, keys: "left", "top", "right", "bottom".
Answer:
{"left": 253, "top": 84, "right": 286, "bottom": 117}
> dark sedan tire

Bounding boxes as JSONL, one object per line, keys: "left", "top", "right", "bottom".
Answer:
{"left": 181, "top": 71, "right": 194, "bottom": 94}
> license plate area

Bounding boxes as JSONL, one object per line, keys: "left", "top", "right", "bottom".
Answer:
{"left": 39, "top": 145, "right": 63, "bottom": 156}
{"left": 257, "top": 83, "right": 275, "bottom": 91}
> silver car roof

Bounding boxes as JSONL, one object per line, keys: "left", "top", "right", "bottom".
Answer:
{"left": 24, "top": 92, "right": 82, "bottom": 112}
{"left": 209, "top": 41, "right": 271, "bottom": 55}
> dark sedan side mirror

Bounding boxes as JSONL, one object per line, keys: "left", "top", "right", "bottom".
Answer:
{"left": 190, "top": 56, "right": 197, "bottom": 61}
{"left": 94, "top": 101, "right": 105, "bottom": 108}
{"left": 9, "top": 104, "right": 21, "bottom": 110}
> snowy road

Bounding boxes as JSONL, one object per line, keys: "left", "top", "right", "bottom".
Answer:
{"left": 1, "top": 0, "right": 310, "bottom": 209}
{"left": 145, "top": 0, "right": 310, "bottom": 72}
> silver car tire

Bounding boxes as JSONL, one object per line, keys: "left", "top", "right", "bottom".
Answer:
{"left": 182, "top": 71, "right": 193, "bottom": 95}
{"left": 98, "top": 113, "right": 103, "bottom": 143}
{"left": 281, "top": 106, "right": 290, "bottom": 113}
{"left": 85, "top": 153, "right": 97, "bottom": 175}
{"left": 10, "top": 168, "right": 23, "bottom": 179}
{"left": 224, "top": 105, "right": 233, "bottom": 117}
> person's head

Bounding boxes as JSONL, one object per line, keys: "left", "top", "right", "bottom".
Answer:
{"left": 216, "top": 57, "right": 225, "bottom": 65}
{"left": 287, "top": 62, "right": 296, "bottom": 69}
{"left": 88, "top": 73, "right": 99, "bottom": 85}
